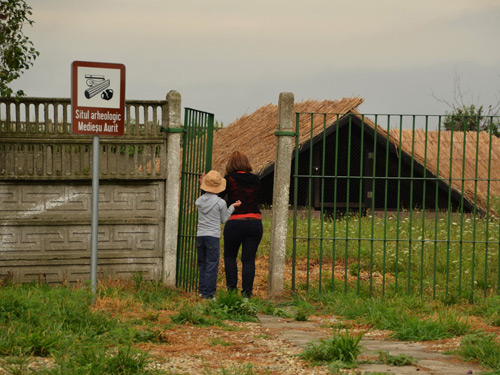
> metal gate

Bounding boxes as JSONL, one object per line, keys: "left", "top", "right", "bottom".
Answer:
{"left": 176, "top": 108, "right": 214, "bottom": 291}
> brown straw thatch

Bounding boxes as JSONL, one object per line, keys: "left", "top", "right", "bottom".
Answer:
{"left": 211, "top": 97, "right": 364, "bottom": 175}
{"left": 211, "top": 98, "right": 500, "bottom": 216}
{"left": 388, "top": 129, "right": 500, "bottom": 217}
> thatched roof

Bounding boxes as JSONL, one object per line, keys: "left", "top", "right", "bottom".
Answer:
{"left": 387, "top": 129, "right": 500, "bottom": 217}
{"left": 211, "top": 98, "right": 500, "bottom": 216}
{"left": 211, "top": 97, "right": 364, "bottom": 175}
{"left": 353, "top": 116, "right": 500, "bottom": 215}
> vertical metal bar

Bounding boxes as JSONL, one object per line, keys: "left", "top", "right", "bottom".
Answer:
{"left": 344, "top": 114, "right": 353, "bottom": 293}
{"left": 382, "top": 115, "right": 391, "bottom": 296}
{"left": 306, "top": 114, "right": 314, "bottom": 292}
{"left": 433, "top": 116, "right": 443, "bottom": 299}
{"left": 206, "top": 113, "right": 214, "bottom": 171}
{"left": 420, "top": 117, "right": 429, "bottom": 296}
{"left": 407, "top": 116, "right": 416, "bottom": 295}
{"left": 445, "top": 117, "right": 455, "bottom": 296}
{"left": 369, "top": 115, "right": 378, "bottom": 296}
{"left": 458, "top": 123, "right": 468, "bottom": 297}
{"left": 484, "top": 117, "right": 493, "bottom": 298}
{"left": 470, "top": 116, "right": 481, "bottom": 302}
{"left": 395, "top": 116, "right": 403, "bottom": 294}
{"left": 292, "top": 113, "right": 300, "bottom": 293}
{"left": 356, "top": 115, "right": 365, "bottom": 295}
{"left": 90, "top": 135, "right": 100, "bottom": 298}
{"left": 331, "top": 114, "right": 340, "bottom": 293}
{"left": 319, "top": 114, "right": 327, "bottom": 292}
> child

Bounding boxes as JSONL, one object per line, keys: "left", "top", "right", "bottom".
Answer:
{"left": 195, "top": 170, "right": 241, "bottom": 299}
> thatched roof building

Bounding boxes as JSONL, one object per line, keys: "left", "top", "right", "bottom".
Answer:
{"left": 211, "top": 98, "right": 500, "bottom": 216}
{"left": 387, "top": 129, "right": 500, "bottom": 217}
{"left": 211, "top": 97, "right": 364, "bottom": 174}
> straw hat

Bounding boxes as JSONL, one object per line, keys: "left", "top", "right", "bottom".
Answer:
{"left": 200, "top": 170, "right": 226, "bottom": 194}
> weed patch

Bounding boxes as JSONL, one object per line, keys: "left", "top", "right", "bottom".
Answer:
{"left": 300, "top": 329, "right": 363, "bottom": 367}
{"left": 377, "top": 351, "right": 416, "bottom": 366}
{"left": 204, "top": 290, "right": 258, "bottom": 322}
{"left": 170, "top": 304, "right": 215, "bottom": 326}
{"left": 457, "top": 331, "right": 500, "bottom": 372}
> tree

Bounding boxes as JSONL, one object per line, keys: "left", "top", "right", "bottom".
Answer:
{"left": 442, "top": 104, "right": 500, "bottom": 136}
{"left": 434, "top": 74, "right": 500, "bottom": 135}
{"left": 0, "top": 0, "right": 39, "bottom": 98}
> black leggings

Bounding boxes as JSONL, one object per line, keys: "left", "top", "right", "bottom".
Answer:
{"left": 223, "top": 219, "right": 263, "bottom": 297}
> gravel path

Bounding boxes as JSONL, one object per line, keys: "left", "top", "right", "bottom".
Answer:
{"left": 145, "top": 313, "right": 486, "bottom": 375}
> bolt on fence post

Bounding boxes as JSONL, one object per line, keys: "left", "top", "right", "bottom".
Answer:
{"left": 268, "top": 92, "right": 294, "bottom": 297}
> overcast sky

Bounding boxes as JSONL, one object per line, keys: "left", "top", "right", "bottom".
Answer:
{"left": 10, "top": 0, "right": 500, "bottom": 125}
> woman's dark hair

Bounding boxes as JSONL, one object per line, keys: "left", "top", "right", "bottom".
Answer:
{"left": 226, "top": 151, "right": 253, "bottom": 174}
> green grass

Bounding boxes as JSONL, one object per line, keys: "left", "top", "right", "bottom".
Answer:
{"left": 469, "top": 296, "right": 500, "bottom": 326}
{"left": 456, "top": 331, "right": 500, "bottom": 373}
{"left": 204, "top": 290, "right": 259, "bottom": 322}
{"left": 293, "top": 302, "right": 313, "bottom": 321}
{"left": 377, "top": 351, "right": 416, "bottom": 366}
{"left": 0, "top": 284, "right": 123, "bottom": 357}
{"left": 0, "top": 278, "right": 499, "bottom": 374}
{"left": 97, "top": 276, "right": 178, "bottom": 310}
{"left": 262, "top": 209, "right": 500, "bottom": 299}
{"left": 169, "top": 290, "right": 260, "bottom": 326}
{"left": 170, "top": 303, "right": 216, "bottom": 326}
{"left": 300, "top": 329, "right": 363, "bottom": 367}
{"left": 306, "top": 292, "right": 470, "bottom": 341}
{"left": 378, "top": 351, "right": 416, "bottom": 366}
{"left": 0, "top": 283, "right": 168, "bottom": 374}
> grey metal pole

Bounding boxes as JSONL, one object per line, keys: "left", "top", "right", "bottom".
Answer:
{"left": 90, "top": 135, "right": 100, "bottom": 296}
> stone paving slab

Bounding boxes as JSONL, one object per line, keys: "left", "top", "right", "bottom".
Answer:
{"left": 258, "top": 314, "right": 484, "bottom": 375}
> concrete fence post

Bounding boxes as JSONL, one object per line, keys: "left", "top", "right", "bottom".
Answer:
{"left": 163, "top": 90, "right": 182, "bottom": 286}
{"left": 268, "top": 92, "right": 294, "bottom": 297}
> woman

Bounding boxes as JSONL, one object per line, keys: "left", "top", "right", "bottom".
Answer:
{"left": 221, "top": 151, "right": 263, "bottom": 298}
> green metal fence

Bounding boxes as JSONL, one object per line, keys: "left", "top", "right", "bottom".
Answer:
{"left": 291, "top": 112, "right": 500, "bottom": 301}
{"left": 176, "top": 108, "right": 214, "bottom": 291}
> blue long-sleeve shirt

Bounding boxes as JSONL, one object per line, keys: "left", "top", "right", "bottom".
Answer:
{"left": 195, "top": 193, "right": 235, "bottom": 238}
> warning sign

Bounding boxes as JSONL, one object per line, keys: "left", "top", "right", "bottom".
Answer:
{"left": 71, "top": 61, "right": 125, "bottom": 136}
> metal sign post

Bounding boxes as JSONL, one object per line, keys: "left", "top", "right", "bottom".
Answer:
{"left": 71, "top": 61, "right": 125, "bottom": 298}
{"left": 90, "top": 135, "right": 100, "bottom": 294}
